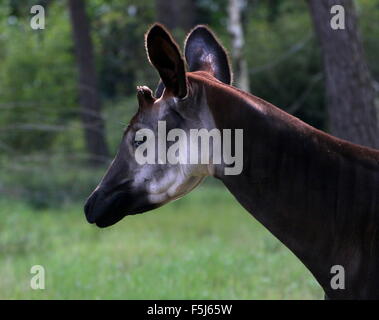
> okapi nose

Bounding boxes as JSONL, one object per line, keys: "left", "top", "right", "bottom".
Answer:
{"left": 84, "top": 189, "right": 101, "bottom": 223}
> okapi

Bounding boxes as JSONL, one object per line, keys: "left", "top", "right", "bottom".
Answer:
{"left": 84, "top": 23, "right": 379, "bottom": 299}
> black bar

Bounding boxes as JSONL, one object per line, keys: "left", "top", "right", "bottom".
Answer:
{"left": 0, "top": 300, "right": 377, "bottom": 318}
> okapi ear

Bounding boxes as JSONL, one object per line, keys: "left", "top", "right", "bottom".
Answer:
{"left": 145, "top": 23, "right": 187, "bottom": 98}
{"left": 184, "top": 25, "right": 232, "bottom": 85}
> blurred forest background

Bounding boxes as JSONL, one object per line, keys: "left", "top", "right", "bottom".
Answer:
{"left": 0, "top": 0, "right": 378, "bottom": 299}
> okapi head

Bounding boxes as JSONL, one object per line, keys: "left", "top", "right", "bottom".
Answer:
{"left": 84, "top": 24, "right": 233, "bottom": 227}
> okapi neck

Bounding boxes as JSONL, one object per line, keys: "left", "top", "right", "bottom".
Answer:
{"left": 198, "top": 76, "right": 379, "bottom": 299}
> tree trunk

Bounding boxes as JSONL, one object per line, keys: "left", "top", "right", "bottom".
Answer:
{"left": 68, "top": 0, "right": 109, "bottom": 165}
{"left": 308, "top": 0, "right": 379, "bottom": 149}
{"left": 156, "top": 0, "right": 196, "bottom": 31}
{"left": 227, "top": 0, "right": 250, "bottom": 92}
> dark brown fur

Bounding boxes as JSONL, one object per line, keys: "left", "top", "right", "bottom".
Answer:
{"left": 188, "top": 71, "right": 379, "bottom": 299}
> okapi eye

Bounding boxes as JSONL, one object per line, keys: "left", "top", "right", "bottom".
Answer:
{"left": 133, "top": 135, "right": 147, "bottom": 148}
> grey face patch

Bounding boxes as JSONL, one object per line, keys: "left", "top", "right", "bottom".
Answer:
{"left": 128, "top": 86, "right": 213, "bottom": 205}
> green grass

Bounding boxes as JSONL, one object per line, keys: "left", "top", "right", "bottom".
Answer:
{"left": 0, "top": 183, "right": 323, "bottom": 299}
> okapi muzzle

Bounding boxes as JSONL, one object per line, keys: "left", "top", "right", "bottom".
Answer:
{"left": 84, "top": 145, "right": 159, "bottom": 228}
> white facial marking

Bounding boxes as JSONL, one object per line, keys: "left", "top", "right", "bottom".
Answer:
{"left": 129, "top": 85, "right": 220, "bottom": 207}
